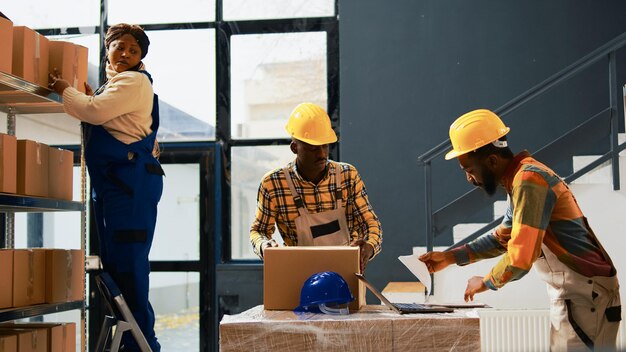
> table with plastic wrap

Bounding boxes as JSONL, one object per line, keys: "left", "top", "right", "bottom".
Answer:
{"left": 219, "top": 305, "right": 481, "bottom": 351}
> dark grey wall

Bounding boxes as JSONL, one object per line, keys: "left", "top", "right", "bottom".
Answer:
{"left": 339, "top": 0, "right": 626, "bottom": 289}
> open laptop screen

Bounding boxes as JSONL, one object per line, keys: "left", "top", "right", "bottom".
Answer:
{"left": 355, "top": 273, "right": 454, "bottom": 314}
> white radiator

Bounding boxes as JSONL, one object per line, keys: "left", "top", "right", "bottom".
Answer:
{"left": 478, "top": 309, "right": 626, "bottom": 352}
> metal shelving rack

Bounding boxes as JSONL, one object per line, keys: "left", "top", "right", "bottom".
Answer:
{"left": 0, "top": 71, "right": 64, "bottom": 114}
{"left": 0, "top": 301, "right": 84, "bottom": 322}
{"left": 0, "top": 70, "right": 87, "bottom": 351}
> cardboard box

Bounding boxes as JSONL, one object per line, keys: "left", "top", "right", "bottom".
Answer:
{"left": 48, "top": 41, "right": 74, "bottom": 87}
{"left": 12, "top": 26, "right": 49, "bottom": 87}
{"left": 263, "top": 247, "right": 365, "bottom": 311}
{"left": 381, "top": 282, "right": 426, "bottom": 304}
{"left": 16, "top": 140, "right": 49, "bottom": 197}
{"left": 45, "top": 249, "right": 84, "bottom": 303}
{"left": 0, "top": 17, "right": 12, "bottom": 73}
{"left": 0, "top": 250, "right": 13, "bottom": 309}
{"left": 0, "top": 323, "right": 75, "bottom": 352}
{"left": 0, "top": 334, "right": 17, "bottom": 352}
{"left": 0, "top": 329, "right": 47, "bottom": 352}
{"left": 0, "top": 134, "right": 17, "bottom": 194}
{"left": 48, "top": 41, "right": 88, "bottom": 94}
{"left": 47, "top": 148, "right": 73, "bottom": 200}
{"left": 74, "top": 44, "right": 88, "bottom": 94}
{"left": 12, "top": 249, "right": 46, "bottom": 308}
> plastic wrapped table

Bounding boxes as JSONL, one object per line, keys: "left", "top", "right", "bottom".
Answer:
{"left": 220, "top": 305, "right": 481, "bottom": 351}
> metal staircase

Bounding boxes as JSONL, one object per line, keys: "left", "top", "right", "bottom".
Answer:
{"left": 416, "top": 31, "right": 626, "bottom": 254}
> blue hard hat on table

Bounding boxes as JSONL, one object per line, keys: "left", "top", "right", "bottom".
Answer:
{"left": 295, "top": 271, "right": 354, "bottom": 315}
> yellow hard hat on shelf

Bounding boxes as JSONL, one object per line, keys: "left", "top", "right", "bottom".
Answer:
{"left": 444, "top": 109, "right": 510, "bottom": 160}
{"left": 285, "top": 102, "right": 337, "bottom": 145}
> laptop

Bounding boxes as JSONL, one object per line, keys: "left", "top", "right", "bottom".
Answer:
{"left": 355, "top": 273, "right": 454, "bottom": 314}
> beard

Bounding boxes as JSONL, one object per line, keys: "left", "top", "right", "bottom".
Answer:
{"left": 480, "top": 168, "right": 498, "bottom": 196}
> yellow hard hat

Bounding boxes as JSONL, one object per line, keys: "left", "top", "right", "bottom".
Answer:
{"left": 444, "top": 109, "right": 510, "bottom": 160}
{"left": 285, "top": 102, "right": 337, "bottom": 145}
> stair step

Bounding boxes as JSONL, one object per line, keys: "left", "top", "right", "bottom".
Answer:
{"left": 572, "top": 154, "right": 626, "bottom": 185}
{"left": 493, "top": 200, "right": 508, "bottom": 219}
{"left": 452, "top": 223, "right": 492, "bottom": 244}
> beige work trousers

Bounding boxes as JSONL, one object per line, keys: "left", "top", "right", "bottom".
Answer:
{"left": 534, "top": 244, "right": 621, "bottom": 351}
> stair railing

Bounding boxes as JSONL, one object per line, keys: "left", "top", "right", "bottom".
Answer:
{"left": 417, "top": 31, "right": 626, "bottom": 254}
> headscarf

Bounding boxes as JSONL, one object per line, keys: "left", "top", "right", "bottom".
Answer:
{"left": 105, "top": 23, "right": 150, "bottom": 59}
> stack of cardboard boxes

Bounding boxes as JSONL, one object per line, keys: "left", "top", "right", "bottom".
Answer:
{"left": 0, "top": 249, "right": 84, "bottom": 309}
{"left": 0, "top": 134, "right": 73, "bottom": 201}
{"left": 0, "top": 249, "right": 82, "bottom": 351}
{"left": 0, "top": 15, "right": 85, "bottom": 352}
{"left": 0, "top": 15, "right": 88, "bottom": 93}
{"left": 0, "top": 15, "right": 83, "bottom": 201}
{"left": 0, "top": 322, "right": 77, "bottom": 352}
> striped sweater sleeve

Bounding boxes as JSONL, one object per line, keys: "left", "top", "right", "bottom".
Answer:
{"left": 451, "top": 169, "right": 555, "bottom": 290}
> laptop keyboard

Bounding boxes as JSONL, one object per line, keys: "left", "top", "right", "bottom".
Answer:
{"left": 394, "top": 303, "right": 426, "bottom": 310}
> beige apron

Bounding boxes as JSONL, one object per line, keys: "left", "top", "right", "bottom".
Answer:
{"left": 534, "top": 218, "right": 621, "bottom": 352}
{"left": 283, "top": 163, "right": 350, "bottom": 246}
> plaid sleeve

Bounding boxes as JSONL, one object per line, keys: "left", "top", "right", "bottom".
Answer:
{"left": 483, "top": 170, "right": 555, "bottom": 290}
{"left": 346, "top": 165, "right": 383, "bottom": 258}
{"left": 450, "top": 200, "right": 512, "bottom": 266}
{"left": 451, "top": 232, "right": 508, "bottom": 266}
{"left": 250, "top": 177, "right": 277, "bottom": 258}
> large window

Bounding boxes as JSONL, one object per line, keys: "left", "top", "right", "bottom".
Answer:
{"left": 152, "top": 164, "right": 201, "bottom": 261}
{"left": 151, "top": 272, "right": 200, "bottom": 351}
{"left": 230, "top": 32, "right": 327, "bottom": 140}
{"left": 228, "top": 30, "right": 329, "bottom": 259}
{"left": 226, "top": 24, "right": 337, "bottom": 261}
{"left": 230, "top": 146, "right": 293, "bottom": 259}
{"left": 223, "top": 0, "right": 334, "bottom": 20}
{"left": 2, "top": 1, "right": 100, "bottom": 28}
{"left": 2, "top": 1, "right": 337, "bottom": 351}
{"left": 144, "top": 29, "right": 216, "bottom": 141}
{"left": 109, "top": 0, "right": 216, "bottom": 24}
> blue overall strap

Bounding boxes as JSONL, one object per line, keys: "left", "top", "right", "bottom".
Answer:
{"left": 138, "top": 70, "right": 160, "bottom": 133}
{"left": 83, "top": 69, "right": 160, "bottom": 169}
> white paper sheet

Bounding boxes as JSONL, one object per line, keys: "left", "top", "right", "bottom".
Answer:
{"left": 398, "top": 252, "right": 431, "bottom": 295}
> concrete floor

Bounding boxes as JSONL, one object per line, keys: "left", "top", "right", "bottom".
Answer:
{"left": 154, "top": 307, "right": 199, "bottom": 351}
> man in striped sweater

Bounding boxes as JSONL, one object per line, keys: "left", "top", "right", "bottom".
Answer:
{"left": 420, "top": 109, "right": 621, "bottom": 351}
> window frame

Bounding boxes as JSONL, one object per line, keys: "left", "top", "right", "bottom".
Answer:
{"left": 218, "top": 16, "right": 340, "bottom": 264}
{"left": 35, "top": 1, "right": 338, "bottom": 350}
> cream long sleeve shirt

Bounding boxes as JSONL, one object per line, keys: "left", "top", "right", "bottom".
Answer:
{"left": 62, "top": 63, "right": 154, "bottom": 144}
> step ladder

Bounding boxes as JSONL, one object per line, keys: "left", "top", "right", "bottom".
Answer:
{"left": 94, "top": 271, "right": 153, "bottom": 352}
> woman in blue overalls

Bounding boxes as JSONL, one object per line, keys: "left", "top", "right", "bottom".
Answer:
{"left": 49, "top": 23, "right": 163, "bottom": 352}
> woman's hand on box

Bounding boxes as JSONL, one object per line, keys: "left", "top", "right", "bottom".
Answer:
{"left": 48, "top": 68, "right": 70, "bottom": 95}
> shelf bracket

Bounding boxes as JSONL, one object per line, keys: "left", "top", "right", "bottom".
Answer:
{"left": 4, "top": 107, "right": 16, "bottom": 248}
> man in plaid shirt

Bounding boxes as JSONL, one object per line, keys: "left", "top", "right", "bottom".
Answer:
{"left": 250, "top": 102, "right": 382, "bottom": 272}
